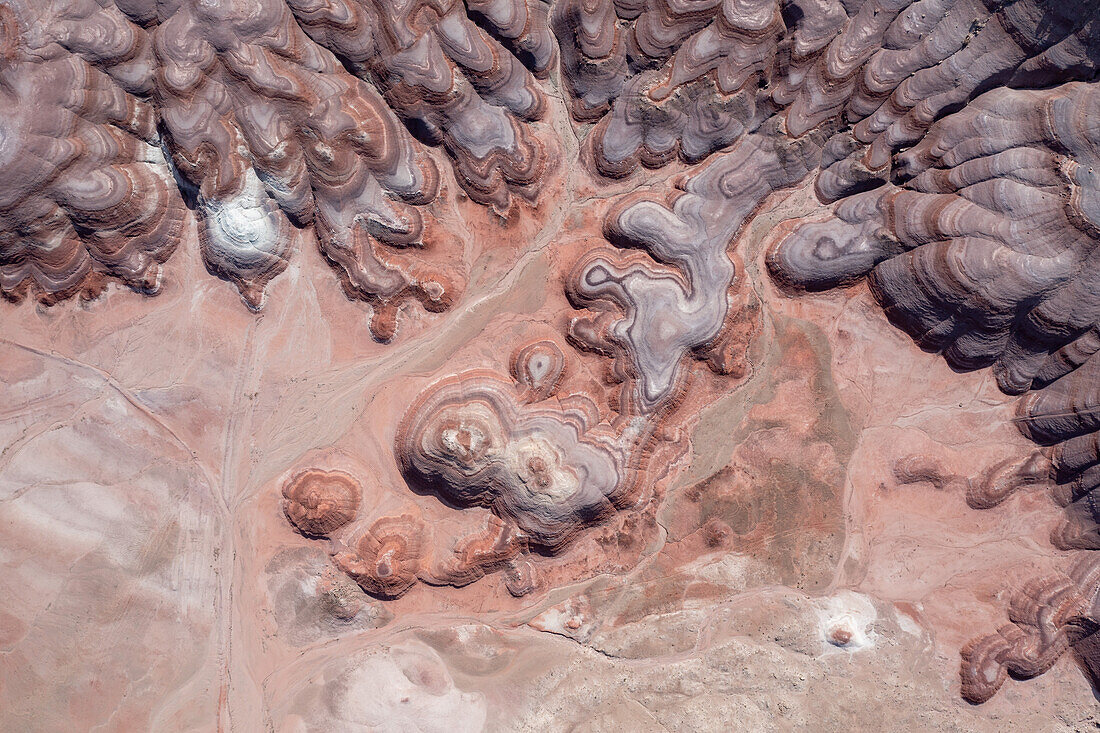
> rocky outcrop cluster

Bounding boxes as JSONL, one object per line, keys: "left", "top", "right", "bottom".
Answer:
{"left": 282, "top": 471, "right": 538, "bottom": 600}
{"left": 282, "top": 340, "right": 649, "bottom": 600}
{"left": 1, "top": 0, "right": 556, "bottom": 338}
{"left": 381, "top": 338, "right": 670, "bottom": 594}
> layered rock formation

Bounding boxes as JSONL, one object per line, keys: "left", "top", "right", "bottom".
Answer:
{"left": 766, "top": 12, "right": 1100, "bottom": 699}
{"left": 333, "top": 513, "right": 428, "bottom": 599}
{"left": 1, "top": 0, "right": 556, "bottom": 338}
{"left": 5, "top": 0, "right": 1100, "bottom": 727}
{"left": 553, "top": 0, "right": 787, "bottom": 176}
{"left": 395, "top": 356, "right": 642, "bottom": 554}
{"left": 568, "top": 123, "right": 809, "bottom": 413}
{"left": 0, "top": 6, "right": 185, "bottom": 303}
{"left": 960, "top": 553, "right": 1100, "bottom": 704}
{"left": 282, "top": 468, "right": 362, "bottom": 537}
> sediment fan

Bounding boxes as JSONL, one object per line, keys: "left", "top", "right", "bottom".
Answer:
{"left": 4, "top": 0, "right": 1100, "bottom": 706}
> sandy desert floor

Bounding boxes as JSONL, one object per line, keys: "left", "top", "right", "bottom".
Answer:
{"left": 4, "top": 0, "right": 1100, "bottom": 730}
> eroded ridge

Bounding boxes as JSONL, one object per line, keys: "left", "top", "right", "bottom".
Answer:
{"left": 0, "top": 3, "right": 185, "bottom": 304}
{"left": 552, "top": 0, "right": 1100, "bottom": 181}
{"left": 770, "top": 82, "right": 1100, "bottom": 394}
{"left": 560, "top": 0, "right": 1100, "bottom": 420}
{"left": 1, "top": 0, "right": 557, "bottom": 337}
{"left": 892, "top": 451, "right": 1052, "bottom": 511}
{"left": 809, "top": 0, "right": 1100, "bottom": 204}
{"left": 552, "top": 0, "right": 791, "bottom": 177}
{"left": 960, "top": 553, "right": 1100, "bottom": 704}
{"left": 1019, "top": 351, "right": 1100, "bottom": 552}
{"left": 289, "top": 0, "right": 552, "bottom": 211}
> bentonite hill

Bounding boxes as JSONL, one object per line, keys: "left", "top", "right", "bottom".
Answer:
{"left": 3, "top": 0, "right": 1100, "bottom": 729}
